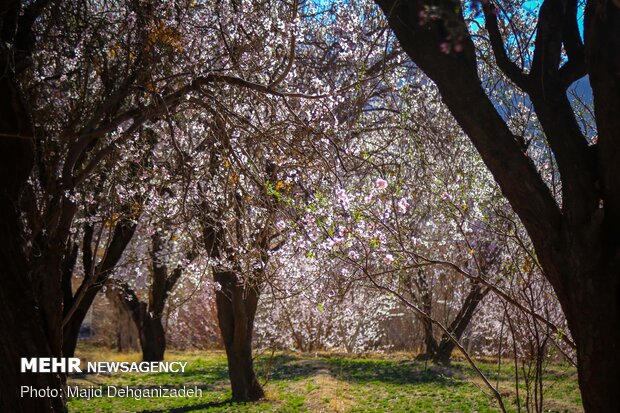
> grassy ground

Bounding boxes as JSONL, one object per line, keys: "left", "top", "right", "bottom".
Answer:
{"left": 68, "top": 347, "right": 582, "bottom": 413}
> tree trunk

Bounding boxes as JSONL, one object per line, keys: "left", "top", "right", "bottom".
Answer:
{"left": 575, "top": 314, "right": 620, "bottom": 413}
{"left": 558, "top": 257, "right": 620, "bottom": 413}
{"left": 416, "top": 287, "right": 439, "bottom": 361}
{"left": 433, "top": 286, "right": 489, "bottom": 365}
{"left": 63, "top": 313, "right": 82, "bottom": 359}
{"left": 415, "top": 285, "right": 487, "bottom": 364}
{"left": 62, "top": 286, "right": 101, "bottom": 357}
{"left": 110, "top": 291, "right": 140, "bottom": 353}
{"left": 0, "top": 260, "right": 67, "bottom": 413}
{"left": 112, "top": 282, "right": 168, "bottom": 362}
{"left": 0, "top": 59, "right": 66, "bottom": 411}
{"left": 127, "top": 230, "right": 192, "bottom": 362}
{"left": 576, "top": 4, "right": 620, "bottom": 409}
{"left": 62, "top": 219, "right": 136, "bottom": 357}
{"left": 140, "top": 314, "right": 166, "bottom": 362}
{"left": 215, "top": 270, "right": 264, "bottom": 401}
{"left": 117, "top": 321, "right": 140, "bottom": 353}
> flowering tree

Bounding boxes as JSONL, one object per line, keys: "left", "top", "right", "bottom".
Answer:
{"left": 0, "top": 0, "right": 354, "bottom": 408}
{"left": 111, "top": 223, "right": 199, "bottom": 361}
{"left": 290, "top": 58, "right": 503, "bottom": 362}
{"left": 1, "top": 1, "right": 210, "bottom": 409}
{"left": 255, "top": 246, "right": 401, "bottom": 353}
{"left": 373, "top": 0, "right": 619, "bottom": 410}
{"left": 0, "top": 0, "right": 602, "bottom": 412}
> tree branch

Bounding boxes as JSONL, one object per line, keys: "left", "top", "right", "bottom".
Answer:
{"left": 375, "top": 0, "right": 562, "bottom": 269}
{"left": 483, "top": 2, "right": 530, "bottom": 90}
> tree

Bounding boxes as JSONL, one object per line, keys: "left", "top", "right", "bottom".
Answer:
{"left": 0, "top": 0, "right": 219, "bottom": 408}
{"left": 62, "top": 214, "right": 137, "bottom": 357}
{"left": 200, "top": 172, "right": 279, "bottom": 401}
{"left": 255, "top": 248, "right": 401, "bottom": 353}
{"left": 1, "top": 2, "right": 67, "bottom": 411}
{"left": 374, "top": 0, "right": 620, "bottom": 410}
{"left": 112, "top": 229, "right": 198, "bottom": 362}
{"left": 62, "top": 132, "right": 159, "bottom": 358}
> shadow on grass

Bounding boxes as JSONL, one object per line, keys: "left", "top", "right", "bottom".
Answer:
{"left": 324, "top": 357, "right": 461, "bottom": 386}
{"left": 137, "top": 399, "right": 234, "bottom": 413}
{"left": 256, "top": 354, "right": 462, "bottom": 387}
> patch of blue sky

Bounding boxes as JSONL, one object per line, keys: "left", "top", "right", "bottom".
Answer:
{"left": 468, "top": 0, "right": 585, "bottom": 70}
{"left": 522, "top": 0, "right": 539, "bottom": 14}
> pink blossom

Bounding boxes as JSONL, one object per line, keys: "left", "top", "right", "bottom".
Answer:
{"left": 397, "top": 198, "right": 409, "bottom": 214}
{"left": 383, "top": 254, "right": 394, "bottom": 265}
{"left": 336, "top": 188, "right": 350, "bottom": 210}
{"left": 440, "top": 42, "right": 451, "bottom": 54}
{"left": 454, "top": 43, "right": 463, "bottom": 53}
{"left": 328, "top": 237, "right": 343, "bottom": 249}
{"left": 375, "top": 178, "right": 388, "bottom": 190}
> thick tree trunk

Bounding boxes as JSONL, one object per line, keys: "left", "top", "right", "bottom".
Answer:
{"left": 573, "top": 303, "right": 620, "bottom": 413}
{"left": 62, "top": 287, "right": 100, "bottom": 357}
{"left": 0, "top": 254, "right": 67, "bottom": 412}
{"left": 556, "top": 257, "right": 620, "bottom": 413}
{"left": 0, "top": 62, "right": 66, "bottom": 411}
{"left": 112, "top": 283, "right": 169, "bottom": 362}
{"left": 140, "top": 314, "right": 166, "bottom": 362}
{"left": 433, "top": 338, "right": 459, "bottom": 365}
{"left": 117, "top": 317, "right": 140, "bottom": 353}
{"left": 577, "top": 4, "right": 620, "bottom": 409}
{"left": 108, "top": 290, "right": 140, "bottom": 353}
{"left": 215, "top": 270, "right": 264, "bottom": 401}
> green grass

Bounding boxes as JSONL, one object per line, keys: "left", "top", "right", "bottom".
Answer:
{"left": 68, "top": 347, "right": 582, "bottom": 413}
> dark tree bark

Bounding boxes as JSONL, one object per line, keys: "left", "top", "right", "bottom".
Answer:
{"left": 62, "top": 219, "right": 137, "bottom": 357}
{"left": 413, "top": 273, "right": 489, "bottom": 364}
{"left": 0, "top": 2, "right": 65, "bottom": 411}
{"left": 374, "top": 0, "right": 620, "bottom": 411}
{"left": 433, "top": 285, "right": 489, "bottom": 364}
{"left": 113, "top": 231, "right": 193, "bottom": 361}
{"left": 139, "top": 314, "right": 167, "bottom": 362}
{"left": 113, "top": 282, "right": 168, "bottom": 362}
{"left": 202, "top": 203, "right": 267, "bottom": 401}
{"left": 106, "top": 288, "right": 140, "bottom": 352}
{"left": 414, "top": 275, "right": 438, "bottom": 359}
{"left": 214, "top": 270, "right": 264, "bottom": 401}
{"left": 62, "top": 296, "right": 93, "bottom": 357}
{"left": 0, "top": 130, "right": 66, "bottom": 411}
